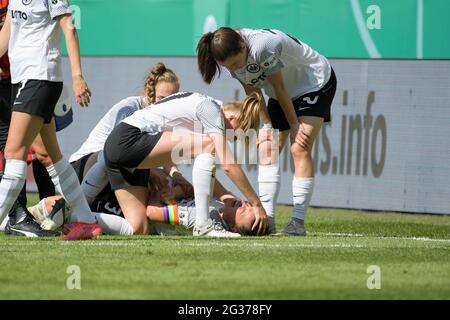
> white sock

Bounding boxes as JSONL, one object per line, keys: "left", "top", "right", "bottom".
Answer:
{"left": 0, "top": 160, "right": 27, "bottom": 223}
{"left": 0, "top": 215, "right": 8, "bottom": 231}
{"left": 192, "top": 153, "right": 215, "bottom": 227}
{"left": 81, "top": 151, "right": 109, "bottom": 205}
{"left": 46, "top": 157, "right": 95, "bottom": 223}
{"left": 258, "top": 164, "right": 280, "bottom": 219}
{"left": 93, "top": 212, "right": 133, "bottom": 235}
{"left": 292, "top": 177, "right": 314, "bottom": 221}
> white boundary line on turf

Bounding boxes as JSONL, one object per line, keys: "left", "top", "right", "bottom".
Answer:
{"left": 176, "top": 243, "right": 367, "bottom": 249}
{"left": 310, "top": 232, "right": 450, "bottom": 243}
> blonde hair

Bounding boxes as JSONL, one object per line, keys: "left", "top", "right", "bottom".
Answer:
{"left": 224, "top": 92, "right": 262, "bottom": 132}
{"left": 144, "top": 62, "right": 179, "bottom": 104}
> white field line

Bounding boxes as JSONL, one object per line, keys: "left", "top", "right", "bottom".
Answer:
{"left": 175, "top": 243, "right": 367, "bottom": 249}
{"left": 0, "top": 241, "right": 365, "bottom": 249}
{"left": 310, "top": 232, "right": 450, "bottom": 243}
{"left": 0, "top": 235, "right": 448, "bottom": 248}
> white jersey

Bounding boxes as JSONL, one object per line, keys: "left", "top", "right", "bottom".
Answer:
{"left": 178, "top": 198, "right": 229, "bottom": 231}
{"left": 231, "top": 28, "right": 332, "bottom": 99}
{"left": 122, "top": 92, "right": 225, "bottom": 136}
{"left": 8, "top": 0, "right": 72, "bottom": 84}
{"left": 69, "top": 96, "right": 145, "bottom": 163}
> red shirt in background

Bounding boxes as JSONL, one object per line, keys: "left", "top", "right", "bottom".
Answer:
{"left": 0, "top": 0, "right": 10, "bottom": 80}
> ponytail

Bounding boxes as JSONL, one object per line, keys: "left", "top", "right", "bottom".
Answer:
{"left": 197, "top": 32, "right": 221, "bottom": 84}
{"left": 235, "top": 92, "right": 263, "bottom": 132}
{"left": 197, "top": 27, "right": 245, "bottom": 84}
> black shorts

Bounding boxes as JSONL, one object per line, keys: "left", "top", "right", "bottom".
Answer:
{"left": 104, "top": 122, "right": 162, "bottom": 190}
{"left": 268, "top": 68, "right": 337, "bottom": 131}
{"left": 90, "top": 184, "right": 123, "bottom": 218}
{"left": 12, "top": 80, "right": 63, "bottom": 124}
{"left": 70, "top": 153, "right": 94, "bottom": 183}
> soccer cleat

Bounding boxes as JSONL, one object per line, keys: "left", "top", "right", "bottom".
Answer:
{"left": 4, "top": 205, "right": 59, "bottom": 237}
{"left": 63, "top": 221, "right": 103, "bottom": 241}
{"left": 193, "top": 219, "right": 241, "bottom": 238}
{"left": 275, "top": 218, "right": 306, "bottom": 236}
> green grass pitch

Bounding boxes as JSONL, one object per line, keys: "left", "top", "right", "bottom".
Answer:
{"left": 0, "top": 193, "right": 449, "bottom": 299}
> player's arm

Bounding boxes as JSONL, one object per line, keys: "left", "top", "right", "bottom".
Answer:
{"left": 209, "top": 132, "right": 268, "bottom": 235}
{"left": 146, "top": 194, "right": 166, "bottom": 223}
{"left": 0, "top": 12, "right": 10, "bottom": 58}
{"left": 162, "top": 163, "right": 193, "bottom": 198}
{"left": 58, "top": 14, "right": 91, "bottom": 107}
{"left": 213, "top": 179, "right": 240, "bottom": 207}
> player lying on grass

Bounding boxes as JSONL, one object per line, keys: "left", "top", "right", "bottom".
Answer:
{"left": 19, "top": 168, "right": 265, "bottom": 236}
{"left": 102, "top": 91, "right": 268, "bottom": 237}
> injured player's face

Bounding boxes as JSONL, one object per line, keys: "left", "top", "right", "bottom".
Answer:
{"left": 233, "top": 201, "right": 257, "bottom": 235}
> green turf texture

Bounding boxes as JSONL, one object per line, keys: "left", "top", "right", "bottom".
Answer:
{"left": 0, "top": 194, "right": 449, "bottom": 299}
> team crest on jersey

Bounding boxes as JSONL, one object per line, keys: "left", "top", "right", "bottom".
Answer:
{"left": 22, "top": 0, "right": 32, "bottom": 5}
{"left": 246, "top": 63, "right": 261, "bottom": 73}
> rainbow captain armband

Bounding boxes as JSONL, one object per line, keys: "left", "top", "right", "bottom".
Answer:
{"left": 162, "top": 199, "right": 179, "bottom": 225}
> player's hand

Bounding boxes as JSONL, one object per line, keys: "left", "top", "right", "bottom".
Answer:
{"left": 251, "top": 203, "right": 269, "bottom": 236}
{"left": 73, "top": 75, "right": 91, "bottom": 107}
{"left": 172, "top": 172, "right": 194, "bottom": 198}
{"left": 149, "top": 168, "right": 168, "bottom": 192}
{"left": 290, "top": 122, "right": 310, "bottom": 149}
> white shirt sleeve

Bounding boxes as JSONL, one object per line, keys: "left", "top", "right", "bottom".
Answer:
{"left": 196, "top": 99, "right": 225, "bottom": 135}
{"left": 251, "top": 33, "right": 285, "bottom": 76}
{"left": 46, "top": 0, "right": 72, "bottom": 20}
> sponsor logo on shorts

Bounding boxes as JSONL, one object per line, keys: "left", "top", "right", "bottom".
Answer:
{"left": 303, "top": 96, "right": 319, "bottom": 105}
{"left": 22, "top": 0, "right": 32, "bottom": 6}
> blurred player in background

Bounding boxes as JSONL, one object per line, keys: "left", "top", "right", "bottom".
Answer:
{"left": 0, "top": 0, "right": 101, "bottom": 240}
{"left": 197, "top": 27, "right": 337, "bottom": 236}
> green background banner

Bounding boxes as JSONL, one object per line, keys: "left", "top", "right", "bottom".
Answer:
{"left": 66, "top": 0, "right": 450, "bottom": 58}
